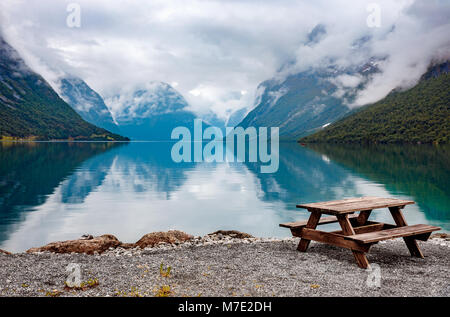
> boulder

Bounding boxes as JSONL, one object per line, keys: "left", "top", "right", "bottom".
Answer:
{"left": 0, "top": 249, "right": 12, "bottom": 255}
{"left": 208, "top": 230, "right": 253, "bottom": 239}
{"left": 431, "top": 233, "right": 450, "bottom": 240}
{"left": 26, "top": 234, "right": 121, "bottom": 254}
{"left": 134, "top": 230, "right": 193, "bottom": 248}
{"left": 119, "top": 243, "right": 136, "bottom": 249}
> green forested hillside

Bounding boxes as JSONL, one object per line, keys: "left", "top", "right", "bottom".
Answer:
{"left": 0, "top": 37, "right": 128, "bottom": 141}
{"left": 300, "top": 65, "right": 450, "bottom": 144}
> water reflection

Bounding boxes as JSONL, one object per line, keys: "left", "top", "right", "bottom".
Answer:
{"left": 307, "top": 144, "right": 450, "bottom": 227}
{"left": 0, "top": 142, "right": 448, "bottom": 252}
{"left": 0, "top": 142, "right": 124, "bottom": 243}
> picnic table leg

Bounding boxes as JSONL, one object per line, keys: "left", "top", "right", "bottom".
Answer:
{"left": 297, "top": 211, "right": 321, "bottom": 252}
{"left": 356, "top": 210, "right": 372, "bottom": 226}
{"left": 389, "top": 207, "right": 424, "bottom": 258}
{"left": 337, "top": 214, "right": 370, "bottom": 269}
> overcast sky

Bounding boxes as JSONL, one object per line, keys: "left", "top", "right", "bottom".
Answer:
{"left": 1, "top": 0, "right": 449, "bottom": 119}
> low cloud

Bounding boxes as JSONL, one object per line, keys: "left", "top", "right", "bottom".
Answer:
{"left": 0, "top": 0, "right": 449, "bottom": 116}
{"left": 282, "top": 0, "right": 450, "bottom": 107}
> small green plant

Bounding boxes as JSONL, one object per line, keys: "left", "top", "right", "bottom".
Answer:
{"left": 128, "top": 286, "right": 143, "bottom": 297}
{"left": 114, "top": 286, "right": 145, "bottom": 297}
{"left": 64, "top": 278, "right": 99, "bottom": 291}
{"left": 155, "top": 285, "right": 172, "bottom": 297}
{"left": 159, "top": 263, "right": 172, "bottom": 278}
{"left": 45, "top": 289, "right": 62, "bottom": 297}
{"left": 86, "top": 278, "right": 99, "bottom": 287}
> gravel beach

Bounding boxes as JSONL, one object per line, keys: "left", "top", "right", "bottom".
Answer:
{"left": 1, "top": 235, "right": 449, "bottom": 297}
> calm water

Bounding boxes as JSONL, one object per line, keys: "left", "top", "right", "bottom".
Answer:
{"left": 0, "top": 141, "right": 449, "bottom": 252}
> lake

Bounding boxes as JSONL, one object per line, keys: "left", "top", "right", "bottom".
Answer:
{"left": 0, "top": 141, "right": 449, "bottom": 252}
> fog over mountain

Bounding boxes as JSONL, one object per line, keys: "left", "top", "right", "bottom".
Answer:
{"left": 0, "top": 0, "right": 449, "bottom": 122}
{"left": 0, "top": 35, "right": 126, "bottom": 140}
{"left": 106, "top": 82, "right": 198, "bottom": 140}
{"left": 58, "top": 76, "right": 121, "bottom": 134}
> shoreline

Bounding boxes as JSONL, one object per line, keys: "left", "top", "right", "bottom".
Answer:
{"left": 0, "top": 139, "right": 131, "bottom": 143}
{"left": 1, "top": 231, "right": 449, "bottom": 297}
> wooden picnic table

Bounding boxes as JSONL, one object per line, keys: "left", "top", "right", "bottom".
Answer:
{"left": 280, "top": 196, "right": 441, "bottom": 268}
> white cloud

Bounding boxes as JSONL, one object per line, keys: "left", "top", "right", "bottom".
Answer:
{"left": 0, "top": 0, "right": 449, "bottom": 117}
{"left": 334, "top": 74, "right": 364, "bottom": 89}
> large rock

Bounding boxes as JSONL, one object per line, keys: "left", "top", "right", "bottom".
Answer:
{"left": 134, "top": 230, "right": 193, "bottom": 248}
{"left": 0, "top": 249, "right": 12, "bottom": 255}
{"left": 431, "top": 233, "right": 450, "bottom": 240}
{"left": 26, "top": 234, "right": 121, "bottom": 254}
{"left": 208, "top": 230, "right": 253, "bottom": 239}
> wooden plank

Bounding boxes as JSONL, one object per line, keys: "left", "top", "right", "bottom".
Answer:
{"left": 307, "top": 199, "right": 413, "bottom": 214}
{"left": 344, "top": 224, "right": 441, "bottom": 244}
{"left": 280, "top": 214, "right": 358, "bottom": 229}
{"left": 297, "top": 196, "right": 379, "bottom": 208}
{"left": 297, "top": 197, "right": 415, "bottom": 215}
{"left": 365, "top": 222, "right": 397, "bottom": 230}
{"left": 288, "top": 220, "right": 390, "bottom": 236}
{"left": 297, "top": 197, "right": 380, "bottom": 212}
{"left": 300, "top": 229, "right": 370, "bottom": 253}
{"left": 297, "top": 211, "right": 321, "bottom": 252}
{"left": 328, "top": 199, "right": 412, "bottom": 213}
{"left": 332, "top": 222, "right": 385, "bottom": 235}
{"left": 337, "top": 214, "right": 370, "bottom": 269}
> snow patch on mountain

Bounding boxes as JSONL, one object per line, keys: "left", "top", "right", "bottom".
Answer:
{"left": 107, "top": 82, "right": 191, "bottom": 123}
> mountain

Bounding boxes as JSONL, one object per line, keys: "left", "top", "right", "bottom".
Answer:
{"left": 237, "top": 25, "right": 379, "bottom": 140}
{"left": 58, "top": 76, "right": 121, "bottom": 134}
{"left": 0, "top": 36, "right": 128, "bottom": 141}
{"left": 197, "top": 107, "right": 249, "bottom": 133}
{"left": 199, "top": 110, "right": 226, "bottom": 132}
{"left": 237, "top": 59, "right": 381, "bottom": 140}
{"left": 300, "top": 61, "right": 450, "bottom": 144}
{"left": 238, "top": 62, "right": 377, "bottom": 140}
{"left": 226, "top": 107, "right": 248, "bottom": 127}
{"left": 109, "top": 82, "right": 198, "bottom": 141}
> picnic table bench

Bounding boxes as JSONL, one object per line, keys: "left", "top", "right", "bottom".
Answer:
{"left": 280, "top": 197, "right": 441, "bottom": 268}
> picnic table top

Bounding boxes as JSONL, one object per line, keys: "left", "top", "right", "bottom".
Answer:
{"left": 296, "top": 196, "right": 415, "bottom": 215}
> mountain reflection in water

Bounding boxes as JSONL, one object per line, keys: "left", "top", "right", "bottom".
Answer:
{"left": 0, "top": 141, "right": 448, "bottom": 252}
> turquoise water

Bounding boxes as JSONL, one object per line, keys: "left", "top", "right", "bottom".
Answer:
{"left": 0, "top": 141, "right": 448, "bottom": 252}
